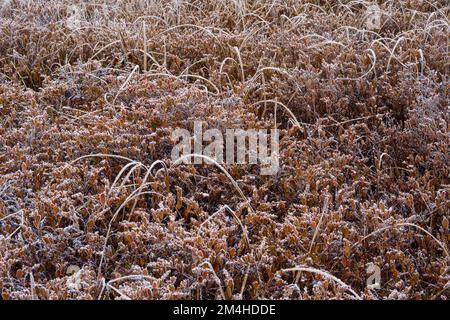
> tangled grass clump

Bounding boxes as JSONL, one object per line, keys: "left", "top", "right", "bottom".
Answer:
{"left": 0, "top": 0, "right": 448, "bottom": 300}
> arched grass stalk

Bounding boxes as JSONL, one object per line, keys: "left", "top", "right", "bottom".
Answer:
{"left": 371, "top": 38, "right": 407, "bottom": 69}
{"left": 90, "top": 40, "right": 121, "bottom": 61}
{"left": 299, "top": 3, "right": 328, "bottom": 15}
{"left": 133, "top": 15, "right": 168, "bottom": 27}
{"left": 281, "top": 14, "right": 307, "bottom": 27}
{"left": 178, "top": 74, "right": 220, "bottom": 95}
{"left": 250, "top": 66, "right": 291, "bottom": 81}
{"left": 103, "top": 275, "right": 157, "bottom": 300}
{"left": 69, "top": 154, "right": 170, "bottom": 278}
{"left": 99, "top": 271, "right": 172, "bottom": 300}
{"left": 242, "top": 12, "right": 270, "bottom": 28}
{"left": 336, "top": 49, "right": 376, "bottom": 81}
{"left": 125, "top": 160, "right": 170, "bottom": 218}
{"left": 97, "top": 189, "right": 165, "bottom": 278}
{"left": 282, "top": 266, "right": 362, "bottom": 300}
{"left": 239, "top": 23, "right": 268, "bottom": 50}
{"left": 251, "top": 99, "right": 301, "bottom": 129}
{"left": 172, "top": 154, "right": 254, "bottom": 214}
{"left": 97, "top": 160, "right": 169, "bottom": 277}
{"left": 136, "top": 48, "right": 162, "bottom": 69}
{"left": 386, "top": 36, "right": 406, "bottom": 73}
{"left": 156, "top": 24, "right": 228, "bottom": 50}
{"left": 180, "top": 57, "right": 210, "bottom": 76}
{"left": 219, "top": 57, "right": 239, "bottom": 76}
{"left": 107, "top": 161, "right": 144, "bottom": 200}
{"left": 106, "top": 161, "right": 147, "bottom": 217}
{"left": 199, "top": 205, "right": 251, "bottom": 250}
{"left": 198, "top": 261, "right": 226, "bottom": 300}
{"left": 112, "top": 65, "right": 140, "bottom": 105}
{"left": 337, "top": 26, "right": 382, "bottom": 40}
{"left": 352, "top": 222, "right": 450, "bottom": 261}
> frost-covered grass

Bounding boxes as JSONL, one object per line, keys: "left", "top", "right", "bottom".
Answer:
{"left": 0, "top": 0, "right": 448, "bottom": 300}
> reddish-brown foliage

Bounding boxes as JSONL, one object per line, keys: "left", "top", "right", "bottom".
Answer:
{"left": 0, "top": 0, "right": 448, "bottom": 300}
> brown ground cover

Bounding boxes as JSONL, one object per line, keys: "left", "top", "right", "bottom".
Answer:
{"left": 0, "top": 0, "right": 448, "bottom": 299}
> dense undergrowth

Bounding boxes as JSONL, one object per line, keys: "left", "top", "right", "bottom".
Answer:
{"left": 0, "top": 0, "right": 448, "bottom": 299}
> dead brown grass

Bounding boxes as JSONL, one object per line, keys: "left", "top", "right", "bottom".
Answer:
{"left": 0, "top": 0, "right": 448, "bottom": 300}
